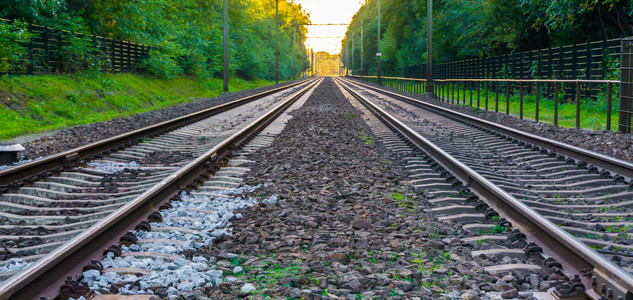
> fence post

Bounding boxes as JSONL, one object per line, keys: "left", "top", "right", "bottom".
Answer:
{"left": 535, "top": 81, "right": 540, "bottom": 122}
{"left": 495, "top": 81, "right": 499, "bottom": 112}
{"left": 619, "top": 37, "right": 633, "bottom": 133}
{"left": 506, "top": 82, "right": 510, "bottom": 115}
{"left": 607, "top": 82, "right": 612, "bottom": 131}
{"left": 576, "top": 82, "right": 581, "bottom": 128}
{"left": 554, "top": 82, "right": 559, "bottom": 126}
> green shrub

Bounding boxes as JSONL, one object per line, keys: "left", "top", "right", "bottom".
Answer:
{"left": 143, "top": 49, "right": 183, "bottom": 79}
{"left": 0, "top": 20, "right": 32, "bottom": 73}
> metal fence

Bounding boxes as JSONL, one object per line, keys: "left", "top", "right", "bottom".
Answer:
{"left": 621, "top": 37, "right": 633, "bottom": 133}
{"left": 353, "top": 75, "right": 625, "bottom": 132}
{"left": 350, "top": 38, "right": 633, "bottom": 134}
{"left": 1, "top": 18, "right": 150, "bottom": 74}
{"left": 403, "top": 38, "right": 621, "bottom": 81}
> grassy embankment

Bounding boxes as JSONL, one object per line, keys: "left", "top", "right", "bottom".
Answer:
{"left": 0, "top": 74, "right": 280, "bottom": 141}
{"left": 384, "top": 80, "right": 620, "bottom": 131}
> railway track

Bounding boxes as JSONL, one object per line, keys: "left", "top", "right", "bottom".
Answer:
{"left": 1, "top": 75, "right": 632, "bottom": 299}
{"left": 0, "top": 77, "right": 322, "bottom": 299}
{"left": 336, "top": 77, "right": 633, "bottom": 299}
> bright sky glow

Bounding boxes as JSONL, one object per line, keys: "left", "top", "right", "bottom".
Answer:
{"left": 293, "top": 0, "right": 365, "bottom": 54}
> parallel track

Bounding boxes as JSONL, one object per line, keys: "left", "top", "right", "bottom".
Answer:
{"left": 0, "top": 79, "right": 312, "bottom": 188}
{"left": 0, "top": 78, "right": 321, "bottom": 299}
{"left": 336, "top": 77, "right": 633, "bottom": 300}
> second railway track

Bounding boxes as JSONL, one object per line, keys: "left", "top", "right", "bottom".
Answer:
{"left": 336, "top": 77, "right": 633, "bottom": 299}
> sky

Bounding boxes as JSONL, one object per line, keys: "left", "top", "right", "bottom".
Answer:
{"left": 294, "top": 0, "right": 365, "bottom": 54}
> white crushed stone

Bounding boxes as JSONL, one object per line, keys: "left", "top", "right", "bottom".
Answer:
{"left": 80, "top": 184, "right": 261, "bottom": 297}
{"left": 0, "top": 158, "right": 33, "bottom": 171}
{"left": 87, "top": 161, "right": 140, "bottom": 173}
{"left": 0, "top": 258, "right": 29, "bottom": 273}
{"left": 262, "top": 195, "right": 278, "bottom": 205}
{"left": 241, "top": 283, "right": 256, "bottom": 294}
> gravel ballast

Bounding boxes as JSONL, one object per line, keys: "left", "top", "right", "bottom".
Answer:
{"left": 196, "top": 78, "right": 537, "bottom": 299}
{"left": 349, "top": 78, "right": 633, "bottom": 163}
{"left": 36, "top": 77, "right": 572, "bottom": 299}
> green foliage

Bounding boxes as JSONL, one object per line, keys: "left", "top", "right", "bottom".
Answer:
{"left": 0, "top": 0, "right": 311, "bottom": 80}
{"left": 343, "top": 0, "right": 633, "bottom": 77}
{"left": 84, "top": 0, "right": 310, "bottom": 80}
{"left": 0, "top": 20, "right": 32, "bottom": 73}
{"left": 144, "top": 49, "right": 183, "bottom": 79}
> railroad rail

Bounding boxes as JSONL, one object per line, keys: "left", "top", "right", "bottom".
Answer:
{"left": 0, "top": 78, "right": 311, "bottom": 188}
{"left": 350, "top": 74, "right": 627, "bottom": 132}
{"left": 0, "top": 77, "right": 322, "bottom": 299}
{"left": 335, "top": 77, "right": 633, "bottom": 299}
{"left": 345, "top": 77, "right": 633, "bottom": 181}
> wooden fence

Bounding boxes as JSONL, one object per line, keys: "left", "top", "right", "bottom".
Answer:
{"left": 403, "top": 39, "right": 621, "bottom": 81}
{"left": 1, "top": 18, "right": 150, "bottom": 74}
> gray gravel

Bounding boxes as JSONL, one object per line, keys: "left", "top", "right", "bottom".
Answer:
{"left": 195, "top": 78, "right": 520, "bottom": 299}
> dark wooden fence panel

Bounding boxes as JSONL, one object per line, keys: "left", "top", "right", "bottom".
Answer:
{"left": 1, "top": 18, "right": 150, "bottom": 74}
{"left": 404, "top": 38, "right": 621, "bottom": 81}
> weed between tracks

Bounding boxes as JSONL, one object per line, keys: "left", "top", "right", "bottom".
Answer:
{"left": 358, "top": 130, "right": 375, "bottom": 145}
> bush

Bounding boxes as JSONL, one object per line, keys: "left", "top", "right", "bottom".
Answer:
{"left": 143, "top": 49, "right": 183, "bottom": 79}
{"left": 0, "top": 20, "right": 32, "bottom": 73}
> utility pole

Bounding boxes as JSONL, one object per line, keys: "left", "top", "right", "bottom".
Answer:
{"left": 425, "top": 0, "right": 434, "bottom": 95}
{"left": 315, "top": 52, "right": 318, "bottom": 76}
{"left": 222, "top": 0, "right": 229, "bottom": 92}
{"left": 275, "top": 0, "right": 279, "bottom": 84}
{"left": 352, "top": 36, "right": 355, "bottom": 75}
{"left": 377, "top": 0, "right": 382, "bottom": 84}
{"left": 361, "top": 20, "right": 364, "bottom": 77}
{"left": 311, "top": 49, "right": 314, "bottom": 77}
{"left": 292, "top": 20, "right": 296, "bottom": 80}
{"left": 346, "top": 41, "right": 349, "bottom": 76}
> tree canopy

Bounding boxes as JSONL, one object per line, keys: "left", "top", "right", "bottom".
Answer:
{"left": 342, "top": 0, "right": 633, "bottom": 76}
{"left": 0, "top": 0, "right": 310, "bottom": 80}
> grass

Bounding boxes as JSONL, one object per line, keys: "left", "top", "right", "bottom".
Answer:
{"left": 0, "top": 73, "right": 282, "bottom": 141}
{"left": 358, "top": 130, "right": 375, "bottom": 144}
{"left": 376, "top": 79, "right": 620, "bottom": 131}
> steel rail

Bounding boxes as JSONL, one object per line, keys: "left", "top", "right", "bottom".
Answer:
{"left": 0, "top": 77, "right": 323, "bottom": 300}
{"left": 342, "top": 77, "right": 633, "bottom": 180}
{"left": 335, "top": 77, "right": 633, "bottom": 299}
{"left": 0, "top": 79, "right": 312, "bottom": 187}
